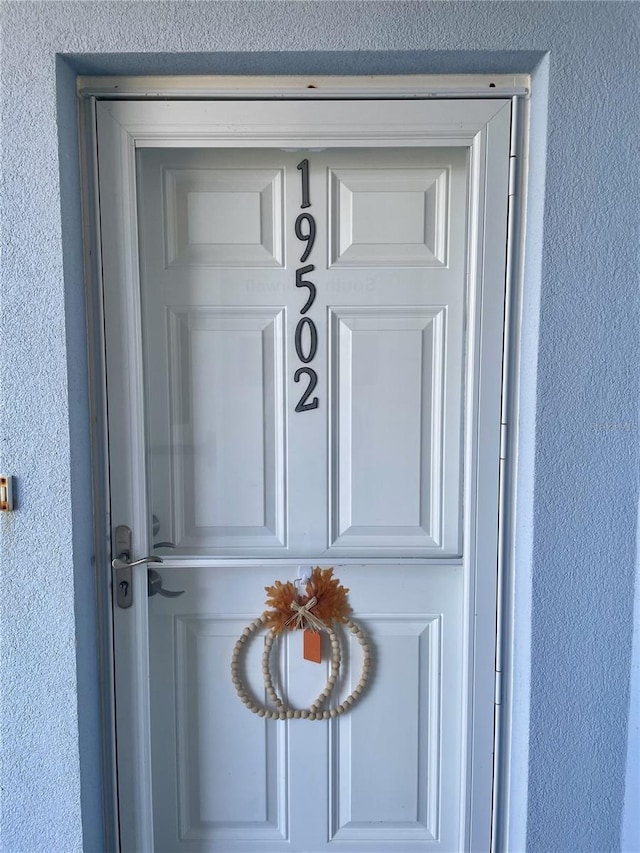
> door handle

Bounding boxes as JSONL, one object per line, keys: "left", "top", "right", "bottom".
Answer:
{"left": 113, "top": 554, "right": 163, "bottom": 609}
{"left": 112, "top": 555, "right": 163, "bottom": 570}
{"left": 147, "top": 568, "right": 185, "bottom": 598}
{"left": 112, "top": 524, "right": 165, "bottom": 609}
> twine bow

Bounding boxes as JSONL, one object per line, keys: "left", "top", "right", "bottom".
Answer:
{"left": 285, "top": 596, "right": 325, "bottom": 632}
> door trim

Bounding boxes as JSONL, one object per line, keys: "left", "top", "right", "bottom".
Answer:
{"left": 80, "top": 83, "right": 528, "bottom": 853}
{"left": 77, "top": 72, "right": 529, "bottom": 100}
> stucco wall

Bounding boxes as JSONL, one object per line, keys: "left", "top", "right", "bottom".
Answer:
{"left": 1, "top": 3, "right": 638, "bottom": 852}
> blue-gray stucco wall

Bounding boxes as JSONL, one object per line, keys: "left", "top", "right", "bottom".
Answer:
{"left": 1, "top": 3, "right": 638, "bottom": 851}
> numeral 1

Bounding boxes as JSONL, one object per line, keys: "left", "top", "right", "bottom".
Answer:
{"left": 297, "top": 158, "right": 310, "bottom": 209}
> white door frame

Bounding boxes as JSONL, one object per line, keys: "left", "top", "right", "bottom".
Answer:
{"left": 79, "top": 76, "right": 529, "bottom": 853}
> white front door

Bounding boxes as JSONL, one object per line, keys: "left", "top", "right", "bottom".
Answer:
{"left": 97, "top": 97, "right": 511, "bottom": 853}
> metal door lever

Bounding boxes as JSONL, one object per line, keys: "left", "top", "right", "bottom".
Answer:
{"left": 147, "top": 568, "right": 185, "bottom": 598}
{"left": 113, "top": 524, "right": 165, "bottom": 609}
{"left": 112, "top": 555, "right": 163, "bottom": 570}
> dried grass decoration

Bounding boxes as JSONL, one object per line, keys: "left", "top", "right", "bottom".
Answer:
{"left": 231, "top": 568, "right": 371, "bottom": 720}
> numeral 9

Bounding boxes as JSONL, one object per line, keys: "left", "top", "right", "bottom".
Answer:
{"left": 295, "top": 213, "right": 316, "bottom": 263}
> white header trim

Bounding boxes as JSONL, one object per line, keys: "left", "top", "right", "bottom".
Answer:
{"left": 78, "top": 73, "right": 529, "bottom": 100}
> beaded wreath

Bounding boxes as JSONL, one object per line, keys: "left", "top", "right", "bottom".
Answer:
{"left": 230, "top": 568, "right": 371, "bottom": 720}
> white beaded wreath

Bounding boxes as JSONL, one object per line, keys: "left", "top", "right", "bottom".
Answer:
{"left": 230, "top": 614, "right": 371, "bottom": 720}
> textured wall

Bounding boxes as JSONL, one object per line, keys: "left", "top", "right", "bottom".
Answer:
{"left": 1, "top": 2, "right": 638, "bottom": 852}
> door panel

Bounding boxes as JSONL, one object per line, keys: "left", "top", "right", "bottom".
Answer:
{"left": 328, "top": 166, "right": 448, "bottom": 267}
{"left": 165, "top": 306, "right": 286, "bottom": 549}
{"left": 149, "top": 564, "right": 462, "bottom": 851}
{"left": 97, "top": 97, "right": 511, "bottom": 853}
{"left": 138, "top": 147, "right": 465, "bottom": 559}
{"left": 329, "top": 306, "right": 446, "bottom": 550}
{"left": 164, "top": 167, "right": 284, "bottom": 268}
{"left": 136, "top": 145, "right": 467, "bottom": 850}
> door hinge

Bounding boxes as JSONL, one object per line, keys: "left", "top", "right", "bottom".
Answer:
{"left": 508, "top": 155, "right": 518, "bottom": 199}
{"left": 508, "top": 95, "right": 520, "bottom": 200}
{"left": 499, "top": 422, "right": 508, "bottom": 460}
{"left": 494, "top": 669, "right": 502, "bottom": 705}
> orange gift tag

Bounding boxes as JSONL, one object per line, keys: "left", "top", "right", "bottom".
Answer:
{"left": 303, "top": 629, "right": 322, "bottom": 663}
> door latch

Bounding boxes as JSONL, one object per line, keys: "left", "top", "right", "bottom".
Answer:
{"left": 112, "top": 525, "right": 163, "bottom": 609}
{"left": 113, "top": 525, "right": 133, "bottom": 609}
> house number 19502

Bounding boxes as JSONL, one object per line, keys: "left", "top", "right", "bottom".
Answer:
{"left": 294, "top": 159, "right": 319, "bottom": 413}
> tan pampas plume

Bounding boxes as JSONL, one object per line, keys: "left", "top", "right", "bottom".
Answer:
{"left": 263, "top": 567, "right": 351, "bottom": 634}
{"left": 305, "top": 567, "right": 351, "bottom": 625}
{"left": 263, "top": 579, "right": 299, "bottom": 634}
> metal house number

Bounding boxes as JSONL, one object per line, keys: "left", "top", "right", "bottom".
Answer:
{"left": 294, "top": 159, "right": 319, "bottom": 412}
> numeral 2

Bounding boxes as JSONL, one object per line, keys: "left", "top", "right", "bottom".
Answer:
{"left": 294, "top": 367, "right": 319, "bottom": 412}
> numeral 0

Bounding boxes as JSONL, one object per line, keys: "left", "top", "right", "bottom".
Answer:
{"left": 295, "top": 317, "right": 318, "bottom": 364}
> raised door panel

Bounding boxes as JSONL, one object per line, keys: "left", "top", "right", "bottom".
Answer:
{"left": 173, "top": 618, "right": 286, "bottom": 844}
{"left": 329, "top": 167, "right": 449, "bottom": 267}
{"left": 328, "top": 306, "right": 460, "bottom": 555}
{"left": 164, "top": 307, "right": 286, "bottom": 551}
{"left": 150, "top": 593, "right": 293, "bottom": 850}
{"left": 331, "top": 616, "right": 441, "bottom": 843}
{"left": 164, "top": 167, "right": 284, "bottom": 268}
